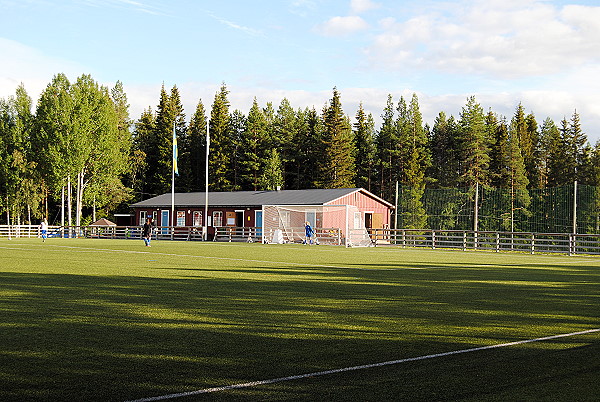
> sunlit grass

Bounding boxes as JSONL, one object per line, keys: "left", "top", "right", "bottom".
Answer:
{"left": 0, "top": 238, "right": 599, "bottom": 401}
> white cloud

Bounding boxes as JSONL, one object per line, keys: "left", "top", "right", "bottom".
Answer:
{"left": 316, "top": 15, "right": 369, "bottom": 36}
{"left": 350, "top": 0, "right": 380, "bottom": 14}
{"left": 367, "top": 1, "right": 600, "bottom": 79}
{"left": 289, "top": 0, "right": 317, "bottom": 17}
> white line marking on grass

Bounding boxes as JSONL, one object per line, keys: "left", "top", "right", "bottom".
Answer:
{"left": 125, "top": 328, "right": 600, "bottom": 402}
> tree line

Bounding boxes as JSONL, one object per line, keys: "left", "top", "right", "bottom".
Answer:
{"left": 1, "top": 73, "right": 599, "bottom": 226}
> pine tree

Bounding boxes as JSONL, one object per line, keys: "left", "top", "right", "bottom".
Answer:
{"left": 570, "top": 110, "right": 591, "bottom": 182}
{"left": 132, "top": 108, "right": 155, "bottom": 199}
{"left": 259, "top": 148, "right": 284, "bottom": 190}
{"left": 487, "top": 115, "right": 529, "bottom": 230}
{"left": 397, "top": 93, "right": 430, "bottom": 228}
{"left": 319, "top": 88, "right": 355, "bottom": 188}
{"left": 353, "top": 103, "right": 376, "bottom": 191}
{"left": 171, "top": 86, "right": 187, "bottom": 192}
{"left": 578, "top": 144, "right": 595, "bottom": 185}
{"left": 229, "top": 109, "right": 246, "bottom": 191}
{"left": 274, "top": 98, "right": 297, "bottom": 188}
{"left": 395, "top": 96, "right": 409, "bottom": 182}
{"left": 263, "top": 102, "right": 276, "bottom": 147}
{"left": 290, "top": 107, "right": 322, "bottom": 189}
{"left": 548, "top": 118, "right": 572, "bottom": 186}
{"left": 508, "top": 105, "right": 537, "bottom": 190}
{"left": 240, "top": 98, "right": 267, "bottom": 190}
{"left": 489, "top": 115, "right": 510, "bottom": 188}
{"left": 208, "top": 83, "right": 232, "bottom": 191}
{"left": 510, "top": 104, "right": 540, "bottom": 189}
{"left": 428, "top": 112, "right": 460, "bottom": 187}
{"left": 148, "top": 85, "right": 186, "bottom": 195}
{"left": 375, "top": 94, "right": 399, "bottom": 199}
{"left": 146, "top": 85, "right": 169, "bottom": 195}
{"left": 186, "top": 99, "right": 208, "bottom": 192}
{"left": 539, "top": 117, "right": 560, "bottom": 187}
{"left": 458, "top": 96, "right": 489, "bottom": 186}
{"left": 506, "top": 123, "right": 530, "bottom": 231}
{"left": 524, "top": 113, "right": 541, "bottom": 188}
{"left": 591, "top": 141, "right": 600, "bottom": 186}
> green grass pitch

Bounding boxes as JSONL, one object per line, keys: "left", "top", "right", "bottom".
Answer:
{"left": 0, "top": 238, "right": 599, "bottom": 401}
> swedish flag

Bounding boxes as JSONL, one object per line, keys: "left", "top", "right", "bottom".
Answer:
{"left": 172, "top": 123, "right": 179, "bottom": 175}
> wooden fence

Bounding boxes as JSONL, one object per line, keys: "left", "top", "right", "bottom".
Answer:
{"left": 368, "top": 228, "right": 600, "bottom": 255}
{"left": 1, "top": 225, "right": 599, "bottom": 255}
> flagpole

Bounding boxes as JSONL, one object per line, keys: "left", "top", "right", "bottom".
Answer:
{"left": 204, "top": 121, "right": 210, "bottom": 241}
{"left": 171, "top": 155, "right": 175, "bottom": 240}
{"left": 171, "top": 121, "right": 177, "bottom": 240}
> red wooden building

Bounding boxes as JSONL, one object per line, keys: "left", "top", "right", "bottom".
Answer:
{"left": 130, "top": 188, "right": 393, "bottom": 239}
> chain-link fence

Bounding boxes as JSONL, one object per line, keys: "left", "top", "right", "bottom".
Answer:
{"left": 396, "top": 183, "right": 600, "bottom": 234}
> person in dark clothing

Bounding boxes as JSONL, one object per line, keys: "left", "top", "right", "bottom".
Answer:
{"left": 142, "top": 217, "right": 153, "bottom": 247}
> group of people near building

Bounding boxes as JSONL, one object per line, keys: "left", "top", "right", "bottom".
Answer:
{"left": 36, "top": 217, "right": 154, "bottom": 247}
{"left": 37, "top": 217, "right": 317, "bottom": 247}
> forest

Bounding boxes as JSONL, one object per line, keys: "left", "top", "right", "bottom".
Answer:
{"left": 1, "top": 73, "right": 599, "bottom": 228}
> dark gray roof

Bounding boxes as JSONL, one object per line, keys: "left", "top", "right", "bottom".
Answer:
{"left": 131, "top": 188, "right": 392, "bottom": 208}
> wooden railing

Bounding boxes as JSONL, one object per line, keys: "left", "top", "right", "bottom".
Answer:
{"left": 368, "top": 228, "right": 600, "bottom": 255}
{"left": 0, "top": 225, "right": 204, "bottom": 241}
{"left": 2, "top": 224, "right": 599, "bottom": 255}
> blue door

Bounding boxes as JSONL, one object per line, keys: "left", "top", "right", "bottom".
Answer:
{"left": 255, "top": 210, "right": 263, "bottom": 239}
{"left": 161, "top": 210, "right": 169, "bottom": 235}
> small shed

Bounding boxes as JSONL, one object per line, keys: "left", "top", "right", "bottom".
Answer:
{"left": 90, "top": 218, "right": 116, "bottom": 226}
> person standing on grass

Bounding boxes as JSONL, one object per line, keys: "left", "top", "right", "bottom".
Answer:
{"left": 304, "top": 221, "right": 315, "bottom": 245}
{"left": 39, "top": 219, "right": 48, "bottom": 242}
{"left": 142, "top": 217, "right": 153, "bottom": 247}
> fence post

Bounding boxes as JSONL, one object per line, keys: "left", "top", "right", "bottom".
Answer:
{"left": 530, "top": 233, "right": 535, "bottom": 254}
{"left": 463, "top": 232, "right": 467, "bottom": 251}
{"left": 571, "top": 234, "right": 576, "bottom": 256}
{"left": 496, "top": 232, "right": 500, "bottom": 252}
{"left": 474, "top": 183, "right": 479, "bottom": 249}
{"left": 432, "top": 230, "right": 436, "bottom": 249}
{"left": 573, "top": 180, "right": 578, "bottom": 236}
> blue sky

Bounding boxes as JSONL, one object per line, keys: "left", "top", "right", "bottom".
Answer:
{"left": 1, "top": 0, "right": 600, "bottom": 141}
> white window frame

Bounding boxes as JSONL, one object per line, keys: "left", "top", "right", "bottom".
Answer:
{"left": 176, "top": 211, "right": 186, "bottom": 227}
{"left": 213, "top": 211, "right": 223, "bottom": 227}
{"left": 193, "top": 211, "right": 202, "bottom": 226}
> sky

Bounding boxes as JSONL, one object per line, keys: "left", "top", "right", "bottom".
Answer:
{"left": 1, "top": 0, "right": 600, "bottom": 142}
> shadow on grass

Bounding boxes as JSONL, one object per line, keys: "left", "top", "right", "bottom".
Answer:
{"left": 0, "top": 259, "right": 598, "bottom": 401}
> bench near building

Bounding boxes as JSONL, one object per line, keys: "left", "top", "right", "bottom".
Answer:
{"left": 130, "top": 188, "right": 393, "bottom": 244}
